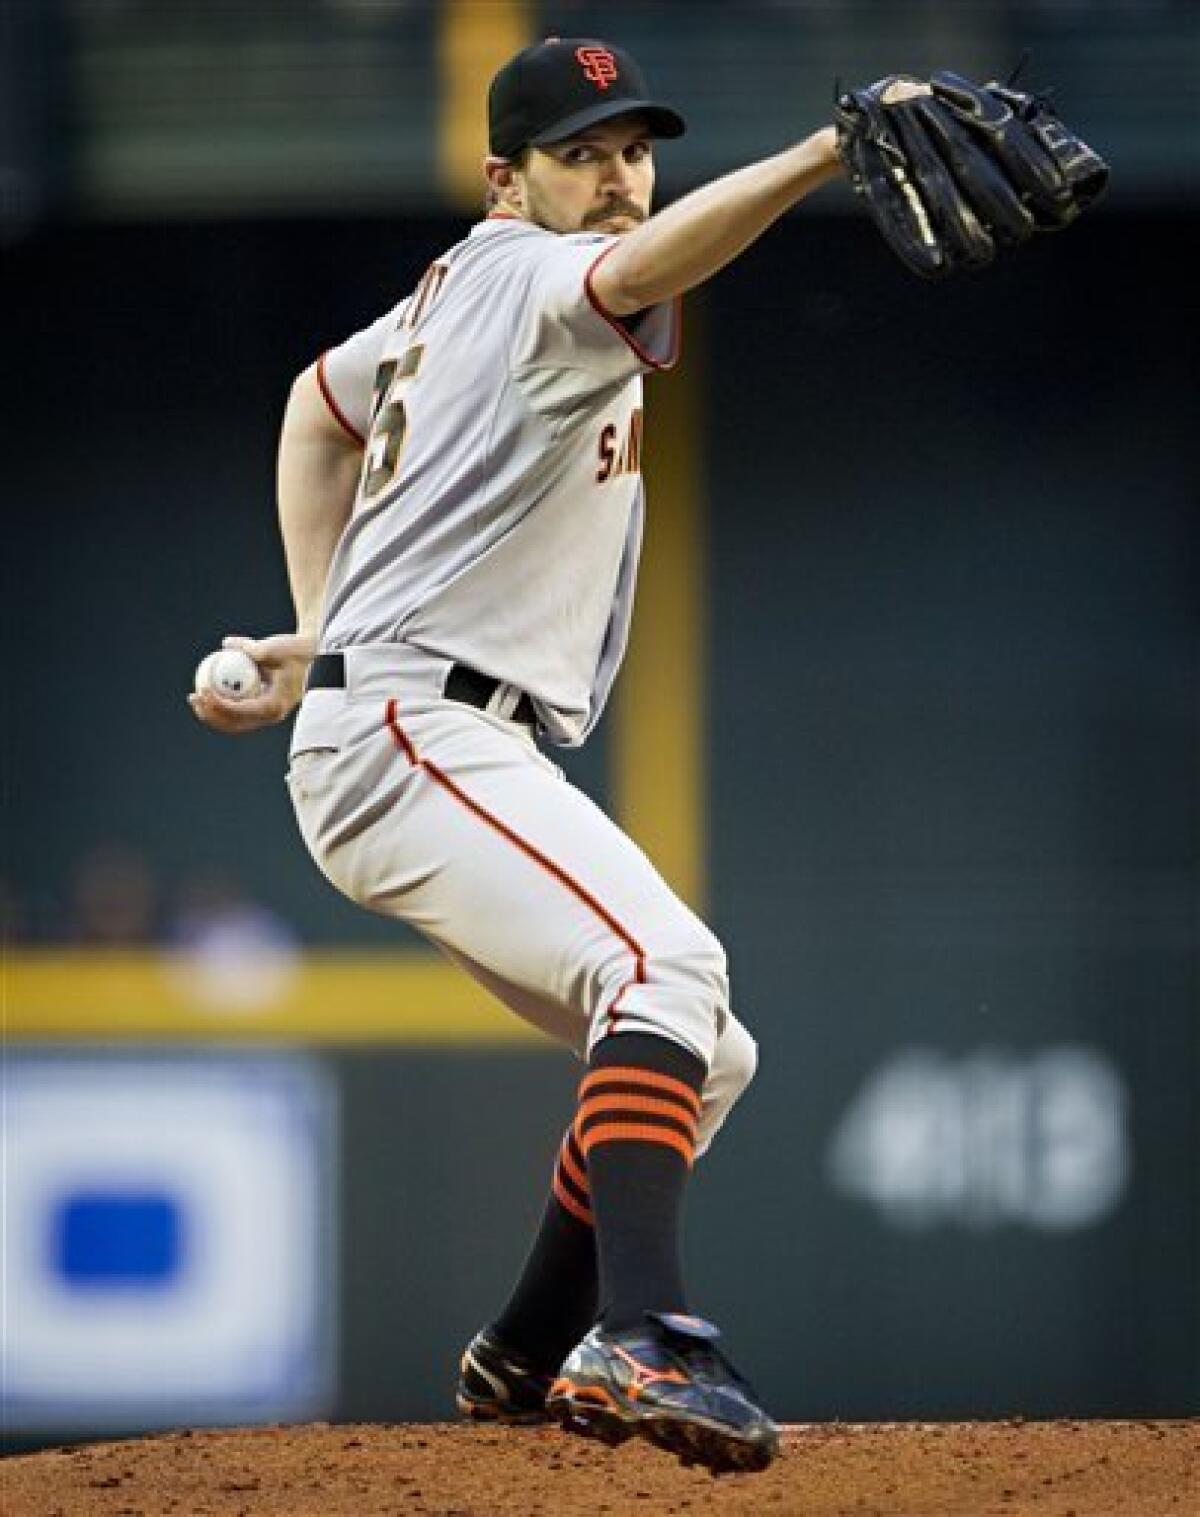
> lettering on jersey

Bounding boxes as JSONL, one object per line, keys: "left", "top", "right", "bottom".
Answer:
{"left": 576, "top": 45, "right": 618, "bottom": 91}
{"left": 596, "top": 408, "right": 643, "bottom": 484}
{"left": 407, "top": 262, "right": 449, "bottom": 329}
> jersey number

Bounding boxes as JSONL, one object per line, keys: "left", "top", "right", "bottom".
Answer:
{"left": 363, "top": 345, "right": 424, "bottom": 500}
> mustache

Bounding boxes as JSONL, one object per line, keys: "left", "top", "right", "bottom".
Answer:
{"left": 583, "top": 199, "right": 646, "bottom": 227}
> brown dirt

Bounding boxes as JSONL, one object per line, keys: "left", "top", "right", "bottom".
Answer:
{"left": 3, "top": 1419, "right": 1196, "bottom": 1517}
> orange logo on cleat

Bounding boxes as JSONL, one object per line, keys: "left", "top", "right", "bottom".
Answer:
{"left": 613, "top": 1344, "right": 689, "bottom": 1392}
{"left": 576, "top": 46, "right": 618, "bottom": 91}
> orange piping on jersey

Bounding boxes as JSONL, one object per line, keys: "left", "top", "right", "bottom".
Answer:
{"left": 584, "top": 243, "right": 682, "bottom": 373}
{"left": 316, "top": 352, "right": 367, "bottom": 446}
{"left": 604, "top": 952, "right": 645, "bottom": 1028}
{"left": 388, "top": 713, "right": 420, "bottom": 766}
{"left": 384, "top": 699, "right": 646, "bottom": 1017}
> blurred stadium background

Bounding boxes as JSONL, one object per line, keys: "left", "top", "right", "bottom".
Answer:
{"left": 2, "top": 0, "right": 1196, "bottom": 1446}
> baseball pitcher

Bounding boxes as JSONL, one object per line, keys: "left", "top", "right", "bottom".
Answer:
{"left": 191, "top": 37, "right": 1104, "bottom": 1474}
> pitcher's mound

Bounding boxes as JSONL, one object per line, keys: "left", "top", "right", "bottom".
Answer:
{"left": 5, "top": 1418, "right": 1196, "bottom": 1516}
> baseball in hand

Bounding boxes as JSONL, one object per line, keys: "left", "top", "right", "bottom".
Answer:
{"left": 194, "top": 648, "right": 264, "bottom": 700}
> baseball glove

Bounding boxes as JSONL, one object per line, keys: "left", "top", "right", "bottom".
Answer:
{"left": 834, "top": 71, "right": 1109, "bottom": 279}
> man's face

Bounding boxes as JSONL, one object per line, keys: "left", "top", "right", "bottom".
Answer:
{"left": 516, "top": 115, "right": 655, "bottom": 235}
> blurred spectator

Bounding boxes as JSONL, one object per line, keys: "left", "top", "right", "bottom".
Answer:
{"left": 67, "top": 841, "right": 161, "bottom": 945}
{"left": 166, "top": 870, "right": 300, "bottom": 1011}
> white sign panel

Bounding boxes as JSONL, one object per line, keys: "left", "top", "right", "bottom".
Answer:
{"left": 2, "top": 1055, "right": 336, "bottom": 1430}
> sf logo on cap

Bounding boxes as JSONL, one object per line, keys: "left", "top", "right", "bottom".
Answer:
{"left": 576, "top": 45, "right": 618, "bottom": 91}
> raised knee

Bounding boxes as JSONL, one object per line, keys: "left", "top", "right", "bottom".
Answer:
{"left": 713, "top": 1014, "right": 758, "bottom": 1102}
{"left": 692, "top": 1014, "right": 758, "bottom": 1156}
{"left": 590, "top": 920, "right": 731, "bottom": 1067}
{"left": 669, "top": 923, "right": 729, "bottom": 1008}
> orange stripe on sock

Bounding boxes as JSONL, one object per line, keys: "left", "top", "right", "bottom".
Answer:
{"left": 552, "top": 1170, "right": 594, "bottom": 1226}
{"left": 578, "top": 1122, "right": 696, "bottom": 1166}
{"left": 558, "top": 1140, "right": 590, "bottom": 1197}
{"left": 576, "top": 1092, "right": 699, "bottom": 1134}
{"left": 579, "top": 1067, "right": 702, "bottom": 1116}
{"left": 552, "top": 1152, "right": 592, "bottom": 1218}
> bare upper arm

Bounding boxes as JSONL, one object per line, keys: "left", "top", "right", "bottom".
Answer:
{"left": 586, "top": 244, "right": 647, "bottom": 319}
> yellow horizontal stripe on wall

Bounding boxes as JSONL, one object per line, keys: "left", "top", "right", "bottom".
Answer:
{"left": 4, "top": 951, "right": 549, "bottom": 1046}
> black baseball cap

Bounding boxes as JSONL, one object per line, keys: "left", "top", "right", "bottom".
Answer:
{"left": 488, "top": 37, "right": 686, "bottom": 159}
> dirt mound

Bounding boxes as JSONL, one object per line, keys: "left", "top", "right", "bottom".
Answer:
{"left": 4, "top": 1418, "right": 1195, "bottom": 1516}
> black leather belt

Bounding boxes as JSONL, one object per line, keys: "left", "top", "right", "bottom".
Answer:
{"left": 307, "top": 653, "right": 536, "bottom": 726}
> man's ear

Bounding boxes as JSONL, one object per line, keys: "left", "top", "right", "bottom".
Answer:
{"left": 484, "top": 155, "right": 523, "bottom": 212}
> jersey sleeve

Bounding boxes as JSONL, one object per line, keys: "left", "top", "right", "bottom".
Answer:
{"left": 515, "top": 233, "right": 680, "bottom": 384}
{"left": 316, "top": 306, "right": 405, "bottom": 445}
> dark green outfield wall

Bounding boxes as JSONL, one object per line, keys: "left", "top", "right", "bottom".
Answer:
{"left": 3, "top": 210, "right": 1195, "bottom": 1424}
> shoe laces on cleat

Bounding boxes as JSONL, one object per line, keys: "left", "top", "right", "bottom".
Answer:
{"left": 460, "top": 1328, "right": 554, "bottom": 1408}
{"left": 643, "top": 1312, "right": 764, "bottom": 1401}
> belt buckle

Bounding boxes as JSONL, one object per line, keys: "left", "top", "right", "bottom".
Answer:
{"left": 444, "top": 664, "right": 534, "bottom": 728}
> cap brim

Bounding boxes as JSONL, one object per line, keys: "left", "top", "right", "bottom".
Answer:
{"left": 531, "top": 99, "right": 686, "bottom": 147}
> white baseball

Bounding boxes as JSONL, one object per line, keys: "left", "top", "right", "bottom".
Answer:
{"left": 194, "top": 648, "right": 263, "bottom": 700}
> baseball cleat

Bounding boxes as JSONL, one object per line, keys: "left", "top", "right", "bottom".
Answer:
{"left": 547, "top": 1312, "right": 780, "bottom": 1475}
{"left": 456, "top": 1327, "right": 556, "bottom": 1424}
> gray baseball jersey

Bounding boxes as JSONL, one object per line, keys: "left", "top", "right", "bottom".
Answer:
{"left": 315, "top": 213, "right": 679, "bottom": 746}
